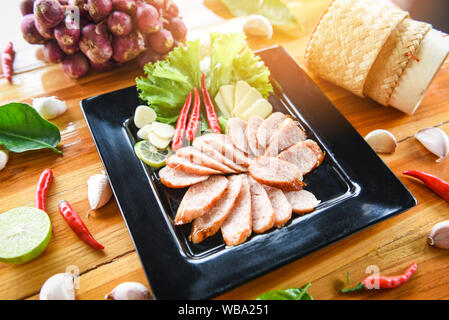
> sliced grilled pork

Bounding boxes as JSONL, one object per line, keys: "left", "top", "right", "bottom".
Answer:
{"left": 256, "top": 112, "right": 287, "bottom": 150}
{"left": 278, "top": 140, "right": 325, "bottom": 175}
{"left": 192, "top": 140, "right": 247, "bottom": 173}
{"left": 284, "top": 190, "right": 320, "bottom": 214}
{"left": 249, "top": 156, "right": 304, "bottom": 191}
{"left": 196, "top": 134, "right": 252, "bottom": 167}
{"left": 176, "top": 146, "right": 237, "bottom": 174}
{"left": 226, "top": 117, "right": 252, "bottom": 155}
{"left": 248, "top": 177, "right": 276, "bottom": 233}
{"left": 265, "top": 118, "right": 306, "bottom": 157}
{"left": 190, "top": 175, "right": 243, "bottom": 244}
{"left": 247, "top": 116, "right": 264, "bottom": 156}
{"left": 166, "top": 155, "right": 221, "bottom": 176}
{"left": 175, "top": 175, "right": 229, "bottom": 225}
{"left": 159, "top": 166, "right": 210, "bottom": 189}
{"left": 221, "top": 175, "right": 252, "bottom": 246}
{"left": 263, "top": 185, "right": 292, "bottom": 227}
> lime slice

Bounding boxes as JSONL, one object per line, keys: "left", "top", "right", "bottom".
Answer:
{"left": 0, "top": 207, "right": 52, "bottom": 264}
{"left": 134, "top": 140, "right": 171, "bottom": 168}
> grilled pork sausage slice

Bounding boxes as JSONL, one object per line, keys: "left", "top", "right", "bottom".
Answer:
{"left": 248, "top": 177, "right": 276, "bottom": 233}
{"left": 247, "top": 116, "right": 264, "bottom": 156}
{"left": 159, "top": 166, "right": 210, "bottom": 189}
{"left": 284, "top": 190, "right": 320, "bottom": 214}
{"left": 196, "top": 134, "right": 252, "bottom": 167}
{"left": 221, "top": 175, "right": 252, "bottom": 246}
{"left": 278, "top": 140, "right": 324, "bottom": 175}
{"left": 257, "top": 112, "right": 287, "bottom": 150}
{"left": 192, "top": 140, "right": 247, "bottom": 173}
{"left": 166, "top": 155, "right": 221, "bottom": 176}
{"left": 263, "top": 185, "right": 292, "bottom": 227}
{"left": 175, "top": 175, "right": 229, "bottom": 225}
{"left": 176, "top": 146, "right": 237, "bottom": 174}
{"left": 190, "top": 175, "right": 243, "bottom": 244}
{"left": 227, "top": 117, "right": 252, "bottom": 155}
{"left": 249, "top": 156, "right": 304, "bottom": 191}
{"left": 265, "top": 118, "right": 306, "bottom": 157}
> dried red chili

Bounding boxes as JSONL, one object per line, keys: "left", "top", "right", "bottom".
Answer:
{"left": 403, "top": 170, "right": 449, "bottom": 203}
{"left": 340, "top": 262, "right": 417, "bottom": 293}
{"left": 58, "top": 200, "right": 104, "bottom": 250}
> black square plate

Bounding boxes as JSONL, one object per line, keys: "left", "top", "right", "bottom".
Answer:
{"left": 80, "top": 46, "right": 416, "bottom": 300}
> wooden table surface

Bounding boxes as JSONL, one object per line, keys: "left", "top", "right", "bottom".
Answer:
{"left": 1, "top": 0, "right": 449, "bottom": 300}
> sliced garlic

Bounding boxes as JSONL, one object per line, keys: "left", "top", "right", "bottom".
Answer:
{"left": 365, "top": 129, "right": 398, "bottom": 154}
{"left": 148, "top": 131, "right": 171, "bottom": 149}
{"left": 428, "top": 221, "right": 449, "bottom": 249}
{"left": 415, "top": 127, "right": 449, "bottom": 162}
{"left": 243, "top": 15, "right": 273, "bottom": 39}
{"left": 134, "top": 106, "right": 156, "bottom": 129}
{"left": 137, "top": 124, "right": 153, "bottom": 140}
{"left": 151, "top": 122, "right": 175, "bottom": 139}
{"left": 33, "top": 96, "right": 67, "bottom": 120}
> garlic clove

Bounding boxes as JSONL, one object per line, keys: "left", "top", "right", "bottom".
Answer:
{"left": 88, "top": 172, "right": 113, "bottom": 213}
{"left": 134, "top": 105, "right": 156, "bottom": 129}
{"left": 137, "top": 124, "right": 153, "bottom": 140}
{"left": 415, "top": 127, "right": 449, "bottom": 162}
{"left": 40, "top": 273, "right": 76, "bottom": 300}
{"left": 32, "top": 96, "right": 67, "bottom": 120}
{"left": 428, "top": 221, "right": 449, "bottom": 249}
{"left": 364, "top": 129, "right": 398, "bottom": 154}
{"left": 105, "top": 282, "right": 151, "bottom": 300}
{"left": 243, "top": 15, "right": 273, "bottom": 39}
{"left": 0, "top": 148, "right": 8, "bottom": 171}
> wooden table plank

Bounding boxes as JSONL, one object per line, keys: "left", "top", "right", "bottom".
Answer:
{"left": 1, "top": 0, "right": 449, "bottom": 300}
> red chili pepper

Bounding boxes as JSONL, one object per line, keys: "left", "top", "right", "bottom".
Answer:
{"left": 1, "top": 41, "right": 14, "bottom": 83}
{"left": 340, "top": 262, "right": 417, "bottom": 293}
{"left": 35, "top": 169, "right": 53, "bottom": 213}
{"left": 172, "top": 91, "right": 192, "bottom": 151}
{"left": 185, "top": 87, "right": 201, "bottom": 141}
{"left": 201, "top": 73, "right": 222, "bottom": 134}
{"left": 403, "top": 170, "right": 449, "bottom": 203}
{"left": 58, "top": 200, "right": 104, "bottom": 250}
{"left": 406, "top": 51, "right": 420, "bottom": 62}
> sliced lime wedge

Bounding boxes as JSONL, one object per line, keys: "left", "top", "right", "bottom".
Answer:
{"left": 0, "top": 207, "right": 52, "bottom": 264}
{"left": 134, "top": 140, "right": 171, "bottom": 168}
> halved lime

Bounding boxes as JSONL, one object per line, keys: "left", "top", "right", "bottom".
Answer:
{"left": 0, "top": 207, "right": 52, "bottom": 264}
{"left": 134, "top": 140, "right": 171, "bottom": 168}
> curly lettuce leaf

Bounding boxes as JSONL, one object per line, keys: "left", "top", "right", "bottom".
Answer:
{"left": 220, "top": 0, "right": 301, "bottom": 28}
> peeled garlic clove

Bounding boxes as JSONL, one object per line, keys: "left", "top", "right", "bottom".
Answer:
{"left": 148, "top": 131, "right": 171, "bottom": 149}
{"left": 151, "top": 122, "right": 175, "bottom": 139}
{"left": 243, "top": 15, "right": 273, "bottom": 39}
{"left": 88, "top": 172, "right": 113, "bottom": 212}
{"left": 33, "top": 96, "right": 67, "bottom": 120}
{"left": 365, "top": 129, "right": 398, "bottom": 154}
{"left": 137, "top": 124, "right": 153, "bottom": 140}
{"left": 134, "top": 105, "right": 156, "bottom": 129}
{"left": 428, "top": 221, "right": 449, "bottom": 249}
{"left": 415, "top": 127, "right": 449, "bottom": 162}
{"left": 105, "top": 282, "right": 151, "bottom": 300}
{"left": 0, "top": 148, "right": 8, "bottom": 171}
{"left": 40, "top": 273, "right": 76, "bottom": 300}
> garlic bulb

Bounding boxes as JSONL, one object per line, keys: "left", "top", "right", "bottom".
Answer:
{"left": 88, "top": 171, "right": 113, "bottom": 213}
{"left": 105, "top": 282, "right": 151, "bottom": 300}
{"left": 33, "top": 96, "right": 67, "bottom": 120}
{"left": 415, "top": 127, "right": 449, "bottom": 162}
{"left": 0, "top": 148, "right": 8, "bottom": 171}
{"left": 428, "top": 221, "right": 449, "bottom": 249}
{"left": 40, "top": 273, "right": 76, "bottom": 300}
{"left": 365, "top": 129, "right": 398, "bottom": 154}
{"left": 243, "top": 15, "right": 273, "bottom": 39}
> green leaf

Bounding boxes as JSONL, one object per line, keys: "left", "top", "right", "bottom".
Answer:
{"left": 220, "top": 0, "right": 301, "bottom": 28}
{"left": 0, "top": 103, "right": 61, "bottom": 154}
{"left": 256, "top": 283, "right": 313, "bottom": 300}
